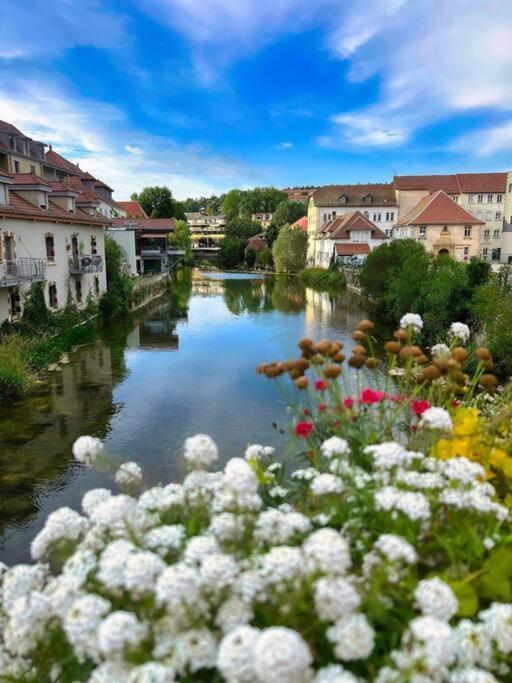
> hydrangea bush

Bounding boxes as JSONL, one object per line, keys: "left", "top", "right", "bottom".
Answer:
{"left": 1, "top": 315, "right": 512, "bottom": 683}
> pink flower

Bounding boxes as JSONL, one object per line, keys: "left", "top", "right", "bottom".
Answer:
{"left": 317, "top": 403, "right": 327, "bottom": 412}
{"left": 388, "top": 394, "right": 404, "bottom": 403}
{"left": 295, "top": 422, "right": 314, "bottom": 438}
{"left": 315, "top": 380, "right": 328, "bottom": 391}
{"left": 343, "top": 397, "right": 354, "bottom": 409}
{"left": 411, "top": 399, "right": 431, "bottom": 416}
{"left": 359, "top": 388, "right": 387, "bottom": 405}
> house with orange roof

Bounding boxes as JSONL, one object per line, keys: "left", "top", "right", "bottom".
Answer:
{"left": 117, "top": 200, "right": 148, "bottom": 219}
{"left": 394, "top": 190, "right": 483, "bottom": 261}
{"left": 313, "top": 211, "right": 388, "bottom": 267}
{"left": 0, "top": 170, "right": 108, "bottom": 322}
{"left": 290, "top": 216, "right": 307, "bottom": 232}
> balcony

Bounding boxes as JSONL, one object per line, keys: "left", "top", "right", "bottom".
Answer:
{"left": 141, "top": 248, "right": 166, "bottom": 259}
{"left": 69, "top": 254, "right": 103, "bottom": 274}
{"left": 0, "top": 258, "right": 46, "bottom": 288}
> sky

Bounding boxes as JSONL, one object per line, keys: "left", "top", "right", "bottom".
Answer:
{"left": 0, "top": 0, "right": 511, "bottom": 200}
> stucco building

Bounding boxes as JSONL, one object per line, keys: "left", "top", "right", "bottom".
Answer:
{"left": 313, "top": 211, "right": 388, "bottom": 267}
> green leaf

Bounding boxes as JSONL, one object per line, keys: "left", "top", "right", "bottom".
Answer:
{"left": 447, "top": 579, "right": 479, "bottom": 617}
{"left": 476, "top": 547, "right": 512, "bottom": 601}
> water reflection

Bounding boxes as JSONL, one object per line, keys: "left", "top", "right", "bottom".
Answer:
{"left": 0, "top": 269, "right": 386, "bottom": 564}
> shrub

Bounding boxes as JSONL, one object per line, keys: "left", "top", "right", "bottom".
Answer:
{"left": 300, "top": 267, "right": 346, "bottom": 291}
{"left": 0, "top": 334, "right": 35, "bottom": 396}
{"left": 99, "top": 237, "right": 133, "bottom": 318}
{"left": 272, "top": 224, "right": 307, "bottom": 274}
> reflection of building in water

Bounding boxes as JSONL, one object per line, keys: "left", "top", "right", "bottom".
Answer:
{"left": 304, "top": 287, "right": 373, "bottom": 336}
{"left": 304, "top": 288, "right": 334, "bottom": 330}
{"left": 191, "top": 273, "right": 227, "bottom": 297}
{"left": 0, "top": 340, "right": 122, "bottom": 547}
{"left": 126, "top": 297, "right": 187, "bottom": 350}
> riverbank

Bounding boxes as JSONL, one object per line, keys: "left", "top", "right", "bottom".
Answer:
{"left": 300, "top": 266, "right": 346, "bottom": 292}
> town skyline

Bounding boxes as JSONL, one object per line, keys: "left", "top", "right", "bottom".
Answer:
{"left": 1, "top": 0, "right": 511, "bottom": 199}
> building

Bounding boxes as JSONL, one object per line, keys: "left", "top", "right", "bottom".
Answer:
{"left": 290, "top": 216, "right": 308, "bottom": 232}
{"left": 105, "top": 226, "right": 138, "bottom": 275}
{"left": 283, "top": 187, "right": 318, "bottom": 204}
{"left": 246, "top": 234, "right": 267, "bottom": 252}
{"left": 0, "top": 170, "right": 107, "bottom": 322}
{"left": 116, "top": 200, "right": 148, "bottom": 219}
{"left": 185, "top": 212, "right": 226, "bottom": 253}
{"left": 251, "top": 212, "right": 273, "bottom": 228}
{"left": 307, "top": 184, "right": 397, "bottom": 262}
{"left": 313, "top": 211, "right": 388, "bottom": 267}
{"left": 110, "top": 217, "right": 175, "bottom": 274}
{"left": 394, "top": 173, "right": 507, "bottom": 263}
{"left": 394, "top": 190, "right": 482, "bottom": 260}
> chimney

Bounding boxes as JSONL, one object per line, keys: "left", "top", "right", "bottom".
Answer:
{"left": 49, "top": 144, "right": 52, "bottom": 151}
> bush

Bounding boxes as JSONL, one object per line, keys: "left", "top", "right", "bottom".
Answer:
{"left": 0, "top": 334, "right": 35, "bottom": 396}
{"left": 300, "top": 267, "right": 346, "bottom": 291}
{"left": 256, "top": 248, "right": 273, "bottom": 269}
{"left": 272, "top": 224, "right": 307, "bottom": 274}
{"left": 472, "top": 279, "right": 512, "bottom": 376}
{"left": 99, "top": 237, "right": 133, "bottom": 318}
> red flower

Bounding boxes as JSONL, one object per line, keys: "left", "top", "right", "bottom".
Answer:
{"left": 411, "top": 424, "right": 418, "bottom": 432}
{"left": 451, "top": 399, "right": 460, "bottom": 407}
{"left": 388, "top": 394, "right": 404, "bottom": 403}
{"left": 295, "top": 421, "right": 314, "bottom": 438}
{"left": 318, "top": 403, "right": 327, "bottom": 412}
{"left": 303, "top": 408, "right": 312, "bottom": 416}
{"left": 343, "top": 397, "right": 354, "bottom": 409}
{"left": 411, "top": 399, "right": 431, "bottom": 416}
{"left": 314, "top": 380, "right": 328, "bottom": 391}
{"left": 359, "top": 388, "right": 386, "bottom": 405}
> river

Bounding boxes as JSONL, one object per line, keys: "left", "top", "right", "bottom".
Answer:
{"left": 0, "top": 269, "right": 388, "bottom": 564}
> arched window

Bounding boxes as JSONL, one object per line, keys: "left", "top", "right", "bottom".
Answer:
{"left": 45, "top": 233, "right": 55, "bottom": 262}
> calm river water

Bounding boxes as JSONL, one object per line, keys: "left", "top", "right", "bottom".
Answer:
{"left": 0, "top": 269, "right": 387, "bottom": 564}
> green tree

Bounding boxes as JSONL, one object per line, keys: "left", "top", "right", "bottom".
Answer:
{"left": 225, "top": 216, "right": 261, "bottom": 240}
{"left": 256, "top": 248, "right": 273, "bottom": 270}
{"left": 99, "top": 237, "right": 133, "bottom": 318}
{"left": 221, "top": 187, "right": 287, "bottom": 218}
{"left": 467, "top": 257, "right": 491, "bottom": 289}
{"left": 132, "top": 187, "right": 185, "bottom": 220}
{"left": 272, "top": 200, "right": 306, "bottom": 227}
{"left": 221, "top": 189, "right": 247, "bottom": 219}
{"left": 169, "top": 220, "right": 193, "bottom": 263}
{"left": 265, "top": 222, "right": 280, "bottom": 247}
{"left": 219, "top": 237, "right": 245, "bottom": 268}
{"left": 472, "top": 281, "right": 512, "bottom": 375}
{"left": 272, "top": 224, "right": 308, "bottom": 274}
{"left": 245, "top": 247, "right": 256, "bottom": 268}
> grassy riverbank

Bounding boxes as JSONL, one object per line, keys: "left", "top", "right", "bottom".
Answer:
{"left": 300, "top": 266, "right": 346, "bottom": 292}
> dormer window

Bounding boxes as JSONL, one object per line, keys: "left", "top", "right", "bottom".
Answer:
{"left": 39, "top": 191, "right": 48, "bottom": 209}
{"left": 0, "top": 184, "right": 6, "bottom": 205}
{"left": 9, "top": 136, "right": 15, "bottom": 150}
{"left": 363, "top": 194, "right": 372, "bottom": 204}
{"left": 339, "top": 194, "right": 348, "bottom": 204}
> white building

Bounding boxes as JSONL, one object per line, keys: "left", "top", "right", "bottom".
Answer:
{"left": 105, "top": 226, "right": 137, "bottom": 276}
{"left": 307, "top": 184, "right": 396, "bottom": 262}
{"left": 313, "top": 211, "right": 388, "bottom": 267}
{"left": 0, "top": 170, "right": 107, "bottom": 323}
{"left": 394, "top": 173, "right": 508, "bottom": 263}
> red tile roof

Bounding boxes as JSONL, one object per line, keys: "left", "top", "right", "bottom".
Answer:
{"left": 335, "top": 243, "right": 370, "bottom": 255}
{"left": 117, "top": 200, "right": 148, "bottom": 218}
{"left": 10, "top": 173, "right": 51, "bottom": 187}
{"left": 290, "top": 216, "right": 308, "bottom": 231}
{"left": 319, "top": 211, "right": 388, "bottom": 240}
{"left": 398, "top": 191, "right": 485, "bottom": 226}
{"left": 44, "top": 149, "right": 83, "bottom": 176}
{"left": 312, "top": 183, "right": 396, "bottom": 207}
{"left": 0, "top": 190, "right": 108, "bottom": 226}
{"left": 394, "top": 173, "right": 507, "bottom": 194}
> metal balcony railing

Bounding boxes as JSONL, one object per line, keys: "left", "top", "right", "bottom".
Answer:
{"left": 69, "top": 254, "right": 103, "bottom": 274}
{"left": 140, "top": 247, "right": 166, "bottom": 258}
{"left": 0, "top": 258, "right": 46, "bottom": 287}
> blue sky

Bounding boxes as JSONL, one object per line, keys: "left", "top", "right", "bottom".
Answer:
{"left": 1, "top": 0, "right": 511, "bottom": 199}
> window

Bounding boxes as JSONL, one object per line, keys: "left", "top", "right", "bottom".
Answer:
{"left": 419, "top": 226, "right": 426, "bottom": 238}
{"left": 363, "top": 211, "right": 369, "bottom": 218}
{"left": 0, "top": 184, "right": 6, "bottom": 205}
{"left": 468, "top": 194, "right": 474, "bottom": 203}
{"left": 496, "top": 212, "right": 502, "bottom": 220}
{"left": 487, "top": 194, "right": 493, "bottom": 203}
{"left": 38, "top": 192, "right": 47, "bottom": 209}
{"left": 9, "top": 136, "right": 15, "bottom": 150}
{"left": 339, "top": 194, "right": 348, "bottom": 204}
{"left": 386, "top": 212, "right": 395, "bottom": 221}
{"left": 14, "top": 160, "right": 20, "bottom": 173}
{"left": 484, "top": 229, "right": 490, "bottom": 240}
{"left": 494, "top": 230, "right": 500, "bottom": 239}
{"left": 483, "top": 248, "right": 488, "bottom": 258}
{"left": 91, "top": 235, "right": 97, "bottom": 255}
{"left": 30, "top": 165, "right": 36, "bottom": 174}
{"left": 492, "top": 248, "right": 501, "bottom": 261}
{"left": 94, "top": 276, "right": 100, "bottom": 296}
{"left": 497, "top": 194, "right": 503, "bottom": 203}
{"left": 373, "top": 212, "right": 381, "bottom": 222}
{"left": 45, "top": 234, "right": 55, "bottom": 262}
{"left": 464, "top": 226, "right": 472, "bottom": 238}
{"left": 4, "top": 234, "right": 15, "bottom": 261}
{"left": 363, "top": 194, "right": 372, "bottom": 204}
{"left": 332, "top": 211, "right": 336, "bottom": 218}
{"left": 451, "top": 195, "right": 459, "bottom": 203}
{"left": 75, "top": 279, "right": 82, "bottom": 304}
{"left": 48, "top": 283, "right": 58, "bottom": 309}
{"left": 477, "top": 195, "right": 483, "bottom": 203}
{"left": 464, "top": 247, "right": 469, "bottom": 256}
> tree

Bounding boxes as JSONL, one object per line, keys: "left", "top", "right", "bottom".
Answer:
{"left": 467, "top": 257, "right": 491, "bottom": 289}
{"left": 221, "top": 187, "right": 287, "bottom": 218}
{"left": 272, "top": 224, "right": 308, "bottom": 274}
{"left": 219, "top": 237, "right": 245, "bottom": 268}
{"left": 99, "top": 237, "right": 133, "bottom": 318}
{"left": 256, "top": 248, "right": 273, "bottom": 270}
{"left": 132, "top": 187, "right": 185, "bottom": 220}
{"left": 245, "top": 247, "right": 256, "bottom": 268}
{"left": 221, "top": 189, "right": 246, "bottom": 219}
{"left": 225, "top": 216, "right": 261, "bottom": 240}
{"left": 169, "top": 220, "right": 193, "bottom": 263}
{"left": 272, "top": 200, "right": 306, "bottom": 227}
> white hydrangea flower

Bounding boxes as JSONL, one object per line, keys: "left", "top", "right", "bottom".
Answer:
{"left": 97, "top": 539, "right": 137, "bottom": 592}
{"left": 200, "top": 553, "right": 239, "bottom": 592}
{"left": 209, "top": 513, "right": 246, "bottom": 543}
{"left": 314, "top": 577, "right": 361, "bottom": 622}
{"left": 124, "top": 551, "right": 166, "bottom": 597}
{"left": 365, "top": 442, "right": 412, "bottom": 469}
{"left": 215, "top": 596, "right": 253, "bottom": 633}
{"left": 374, "top": 487, "right": 430, "bottom": 521}
{"left": 414, "top": 578, "right": 458, "bottom": 621}
{"left": 303, "top": 529, "right": 351, "bottom": 575}
{"left": 253, "top": 627, "right": 313, "bottom": 683}
{"left": 184, "top": 535, "right": 220, "bottom": 564}
{"left": 3, "top": 591, "right": 52, "bottom": 656}
{"left": 449, "top": 668, "right": 498, "bottom": 683}
{"left": 115, "top": 461, "right": 143, "bottom": 488}
{"left": 138, "top": 484, "right": 185, "bottom": 513}
{"left": 72, "top": 435, "right": 104, "bottom": 466}
{"left": 449, "top": 322, "right": 471, "bottom": 345}
{"left": 321, "top": 437, "right": 350, "bottom": 459}
{"left": 156, "top": 563, "right": 201, "bottom": 610}
{"left": 144, "top": 525, "right": 185, "bottom": 555}
{"left": 479, "top": 603, "right": 512, "bottom": 654}
{"left": 400, "top": 313, "right": 423, "bottom": 333}
{"left": 63, "top": 594, "right": 111, "bottom": 662}
{"left": 88, "top": 661, "right": 134, "bottom": 682}
{"left": 261, "top": 545, "right": 304, "bottom": 583}
{"left": 314, "top": 665, "right": 360, "bottom": 683}
{"left": 254, "top": 509, "right": 311, "bottom": 545}
{"left": 419, "top": 407, "right": 453, "bottom": 431}
{"left": 82, "top": 488, "right": 112, "bottom": 517}
{"left": 311, "top": 474, "right": 344, "bottom": 496}
{"left": 327, "top": 614, "right": 375, "bottom": 660}
{"left": 174, "top": 628, "right": 217, "bottom": 672}
{"left": 441, "top": 458, "right": 485, "bottom": 484}
{"left": 30, "top": 506, "right": 88, "bottom": 560}
{"left": 406, "top": 616, "right": 455, "bottom": 671}
{"left": 373, "top": 534, "right": 418, "bottom": 564}
{"left": 224, "top": 458, "right": 258, "bottom": 493}
{"left": 244, "top": 444, "right": 275, "bottom": 461}
{"left": 183, "top": 434, "right": 218, "bottom": 468}
{"left": 127, "top": 662, "right": 176, "bottom": 683}
{"left": 453, "top": 620, "right": 493, "bottom": 669}
{"left": 90, "top": 494, "right": 138, "bottom": 535}
{"left": 2, "top": 564, "right": 47, "bottom": 616}
{"left": 217, "top": 625, "right": 260, "bottom": 683}
{"left": 431, "top": 343, "right": 452, "bottom": 360}
{"left": 98, "top": 610, "right": 148, "bottom": 657}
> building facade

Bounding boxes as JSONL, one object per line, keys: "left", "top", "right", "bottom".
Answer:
{"left": 395, "top": 191, "right": 482, "bottom": 260}
{"left": 185, "top": 212, "right": 226, "bottom": 252}
{"left": 312, "top": 211, "right": 388, "bottom": 267}
{"left": 394, "top": 173, "right": 507, "bottom": 262}
{"left": 0, "top": 171, "right": 107, "bottom": 323}
{"left": 110, "top": 218, "right": 175, "bottom": 274}
{"left": 307, "top": 184, "right": 397, "bottom": 262}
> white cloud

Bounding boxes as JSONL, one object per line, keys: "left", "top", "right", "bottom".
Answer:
{"left": 0, "top": 0, "right": 128, "bottom": 59}
{"left": 0, "top": 79, "right": 259, "bottom": 199}
{"left": 450, "top": 120, "right": 512, "bottom": 156}
{"left": 276, "top": 142, "right": 294, "bottom": 150}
